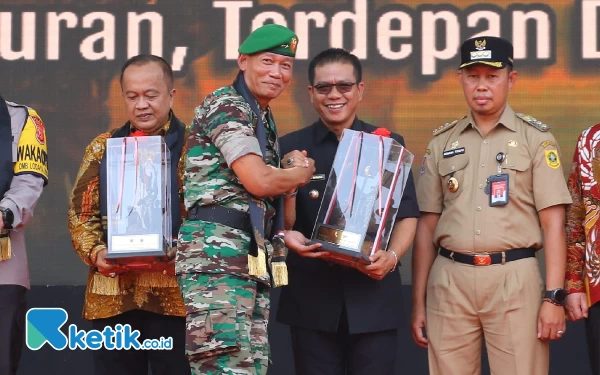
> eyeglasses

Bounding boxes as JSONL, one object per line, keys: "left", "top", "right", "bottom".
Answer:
{"left": 312, "top": 82, "right": 357, "bottom": 95}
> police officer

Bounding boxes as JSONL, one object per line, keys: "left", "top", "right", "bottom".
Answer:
{"left": 0, "top": 97, "right": 48, "bottom": 375}
{"left": 176, "top": 24, "right": 317, "bottom": 374}
{"left": 277, "top": 48, "right": 419, "bottom": 375}
{"left": 411, "top": 36, "right": 571, "bottom": 374}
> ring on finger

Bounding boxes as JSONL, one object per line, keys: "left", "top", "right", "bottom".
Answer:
{"left": 286, "top": 157, "right": 294, "bottom": 166}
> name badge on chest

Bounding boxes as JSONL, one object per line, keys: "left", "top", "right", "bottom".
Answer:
{"left": 442, "top": 147, "right": 465, "bottom": 158}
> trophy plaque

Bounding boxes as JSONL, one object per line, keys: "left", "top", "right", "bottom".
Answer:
{"left": 105, "top": 136, "right": 172, "bottom": 264}
{"left": 311, "top": 129, "right": 413, "bottom": 266}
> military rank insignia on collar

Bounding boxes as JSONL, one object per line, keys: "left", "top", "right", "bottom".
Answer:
{"left": 433, "top": 117, "right": 464, "bottom": 136}
{"left": 516, "top": 113, "right": 550, "bottom": 132}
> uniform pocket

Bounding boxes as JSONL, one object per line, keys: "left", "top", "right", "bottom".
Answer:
{"left": 185, "top": 307, "right": 241, "bottom": 360}
{"left": 437, "top": 154, "right": 469, "bottom": 201}
{"left": 504, "top": 156, "right": 530, "bottom": 195}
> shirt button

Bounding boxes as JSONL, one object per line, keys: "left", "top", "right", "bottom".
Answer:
{"left": 510, "top": 163, "right": 514, "bottom": 167}
{"left": 476, "top": 230, "right": 481, "bottom": 235}
{"left": 451, "top": 166, "right": 455, "bottom": 170}
{"left": 483, "top": 140, "right": 488, "bottom": 144}
{"left": 481, "top": 163, "right": 486, "bottom": 167}
{"left": 479, "top": 184, "right": 484, "bottom": 189}
{"left": 477, "top": 206, "right": 482, "bottom": 211}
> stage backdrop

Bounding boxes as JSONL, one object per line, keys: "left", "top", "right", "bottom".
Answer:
{"left": 1, "top": 0, "right": 597, "bottom": 286}
{"left": 3, "top": 1, "right": 598, "bottom": 374}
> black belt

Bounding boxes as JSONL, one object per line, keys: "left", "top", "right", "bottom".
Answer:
{"left": 439, "top": 247, "right": 536, "bottom": 266}
{"left": 188, "top": 205, "right": 252, "bottom": 232}
{"left": 187, "top": 204, "right": 274, "bottom": 234}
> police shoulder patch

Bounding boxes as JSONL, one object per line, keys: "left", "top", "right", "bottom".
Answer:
{"left": 14, "top": 109, "right": 48, "bottom": 184}
{"left": 433, "top": 117, "right": 464, "bottom": 136}
{"left": 27, "top": 108, "right": 45, "bottom": 145}
{"left": 516, "top": 113, "right": 550, "bottom": 132}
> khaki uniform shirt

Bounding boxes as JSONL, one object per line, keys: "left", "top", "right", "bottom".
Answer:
{"left": 417, "top": 105, "right": 572, "bottom": 254}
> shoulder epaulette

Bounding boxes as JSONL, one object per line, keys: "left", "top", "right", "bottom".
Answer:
{"left": 516, "top": 113, "right": 550, "bottom": 132}
{"left": 5, "top": 100, "right": 27, "bottom": 109}
{"left": 432, "top": 117, "right": 464, "bottom": 136}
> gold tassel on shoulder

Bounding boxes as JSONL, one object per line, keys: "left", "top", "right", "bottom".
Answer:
{"left": 248, "top": 249, "right": 268, "bottom": 278}
{"left": 0, "top": 229, "right": 11, "bottom": 261}
{"left": 136, "top": 272, "right": 179, "bottom": 288}
{"left": 272, "top": 261, "right": 288, "bottom": 287}
{"left": 90, "top": 272, "right": 120, "bottom": 296}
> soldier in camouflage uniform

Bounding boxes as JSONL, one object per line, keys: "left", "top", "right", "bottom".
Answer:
{"left": 176, "top": 24, "right": 320, "bottom": 374}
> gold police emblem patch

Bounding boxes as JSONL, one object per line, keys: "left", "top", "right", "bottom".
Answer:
{"left": 544, "top": 150, "right": 560, "bottom": 169}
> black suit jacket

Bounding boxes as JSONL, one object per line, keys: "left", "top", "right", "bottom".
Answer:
{"left": 276, "top": 117, "right": 420, "bottom": 334}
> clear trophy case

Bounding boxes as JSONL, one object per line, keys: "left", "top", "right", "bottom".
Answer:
{"left": 105, "top": 136, "right": 172, "bottom": 263}
{"left": 311, "top": 129, "right": 413, "bottom": 267}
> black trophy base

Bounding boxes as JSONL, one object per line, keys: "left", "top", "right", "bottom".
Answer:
{"left": 311, "top": 223, "right": 372, "bottom": 267}
{"left": 309, "top": 240, "right": 371, "bottom": 266}
{"left": 105, "top": 250, "right": 170, "bottom": 267}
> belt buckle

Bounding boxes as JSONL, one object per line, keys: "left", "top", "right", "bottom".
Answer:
{"left": 473, "top": 254, "right": 491, "bottom": 266}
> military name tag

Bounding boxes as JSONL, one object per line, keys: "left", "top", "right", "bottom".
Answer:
{"left": 489, "top": 174, "right": 509, "bottom": 206}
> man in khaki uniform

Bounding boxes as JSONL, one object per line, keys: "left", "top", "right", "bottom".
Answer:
{"left": 411, "top": 36, "right": 571, "bottom": 375}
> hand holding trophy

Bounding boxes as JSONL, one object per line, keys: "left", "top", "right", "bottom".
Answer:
{"left": 310, "top": 128, "right": 413, "bottom": 268}
{"left": 104, "top": 136, "right": 174, "bottom": 270}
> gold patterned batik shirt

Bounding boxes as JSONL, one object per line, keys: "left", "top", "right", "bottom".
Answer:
{"left": 68, "top": 119, "right": 187, "bottom": 320}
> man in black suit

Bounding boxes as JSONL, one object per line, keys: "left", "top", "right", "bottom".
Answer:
{"left": 276, "top": 48, "right": 419, "bottom": 375}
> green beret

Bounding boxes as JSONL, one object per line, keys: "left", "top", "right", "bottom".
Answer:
{"left": 238, "top": 24, "right": 298, "bottom": 57}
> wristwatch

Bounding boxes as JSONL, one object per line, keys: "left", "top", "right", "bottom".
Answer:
{"left": 543, "top": 288, "right": 568, "bottom": 306}
{"left": 0, "top": 207, "right": 14, "bottom": 229}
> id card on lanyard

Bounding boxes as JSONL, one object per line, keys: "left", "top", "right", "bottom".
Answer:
{"left": 489, "top": 173, "right": 509, "bottom": 206}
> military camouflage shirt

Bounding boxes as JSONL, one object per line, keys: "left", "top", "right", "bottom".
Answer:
{"left": 176, "top": 84, "right": 279, "bottom": 283}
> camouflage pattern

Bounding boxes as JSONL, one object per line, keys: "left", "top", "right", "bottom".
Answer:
{"left": 176, "top": 84, "right": 279, "bottom": 285}
{"left": 178, "top": 272, "right": 270, "bottom": 375}
{"left": 182, "top": 85, "right": 278, "bottom": 213}
{"left": 176, "top": 220, "right": 270, "bottom": 285}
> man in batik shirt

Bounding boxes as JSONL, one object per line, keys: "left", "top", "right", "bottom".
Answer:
{"left": 68, "top": 55, "right": 190, "bottom": 375}
{"left": 566, "top": 124, "right": 600, "bottom": 375}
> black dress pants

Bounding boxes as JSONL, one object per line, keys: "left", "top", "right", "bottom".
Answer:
{"left": 587, "top": 302, "right": 600, "bottom": 375}
{"left": 91, "top": 309, "right": 190, "bottom": 375}
{"left": 0, "top": 285, "right": 27, "bottom": 375}
{"left": 290, "top": 308, "right": 398, "bottom": 375}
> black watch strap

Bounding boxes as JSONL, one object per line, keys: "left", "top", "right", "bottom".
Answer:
{"left": 543, "top": 288, "right": 567, "bottom": 306}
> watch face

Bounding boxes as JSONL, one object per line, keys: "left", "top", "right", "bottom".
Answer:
{"left": 555, "top": 289, "right": 568, "bottom": 304}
